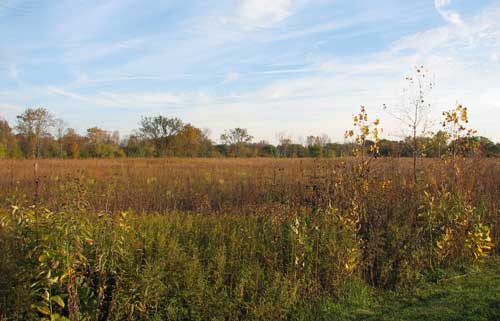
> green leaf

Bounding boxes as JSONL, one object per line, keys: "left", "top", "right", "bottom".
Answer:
{"left": 51, "top": 295, "right": 65, "bottom": 308}
{"left": 32, "top": 302, "right": 50, "bottom": 315}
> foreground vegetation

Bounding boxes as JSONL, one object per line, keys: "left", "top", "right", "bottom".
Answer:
{"left": 1, "top": 205, "right": 498, "bottom": 321}
{"left": 0, "top": 157, "right": 499, "bottom": 320}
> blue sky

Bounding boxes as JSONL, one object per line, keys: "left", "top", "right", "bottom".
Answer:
{"left": 1, "top": 0, "right": 500, "bottom": 143}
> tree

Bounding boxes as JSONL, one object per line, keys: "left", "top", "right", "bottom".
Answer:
{"left": 15, "top": 107, "right": 56, "bottom": 158}
{"left": 256, "top": 140, "right": 277, "bottom": 157}
{"left": 475, "top": 137, "right": 498, "bottom": 157}
{"left": 85, "top": 127, "right": 124, "bottom": 158}
{"left": 0, "top": 119, "right": 17, "bottom": 158}
{"left": 0, "top": 119, "right": 14, "bottom": 143}
{"left": 428, "top": 130, "right": 449, "bottom": 158}
{"left": 384, "top": 66, "right": 433, "bottom": 183}
{"left": 60, "top": 128, "right": 84, "bottom": 158}
{"left": 276, "top": 133, "right": 293, "bottom": 157}
{"left": 220, "top": 128, "right": 253, "bottom": 145}
{"left": 139, "top": 116, "right": 184, "bottom": 156}
{"left": 53, "top": 118, "right": 68, "bottom": 157}
{"left": 171, "top": 124, "right": 214, "bottom": 157}
{"left": 306, "top": 135, "right": 330, "bottom": 158}
{"left": 123, "top": 133, "right": 156, "bottom": 157}
{"left": 276, "top": 136, "right": 308, "bottom": 158}
{"left": 220, "top": 128, "right": 253, "bottom": 157}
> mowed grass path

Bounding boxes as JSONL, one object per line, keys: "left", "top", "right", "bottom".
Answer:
{"left": 362, "top": 258, "right": 500, "bottom": 321}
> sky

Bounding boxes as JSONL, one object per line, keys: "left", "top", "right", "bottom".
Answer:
{"left": 1, "top": 0, "right": 500, "bottom": 143}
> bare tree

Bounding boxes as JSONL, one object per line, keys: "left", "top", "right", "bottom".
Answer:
{"left": 384, "top": 66, "right": 433, "bottom": 183}
{"left": 54, "top": 118, "right": 68, "bottom": 157}
{"left": 276, "top": 132, "right": 294, "bottom": 157}
{"left": 306, "top": 134, "right": 330, "bottom": 147}
{"left": 220, "top": 128, "right": 253, "bottom": 157}
{"left": 220, "top": 128, "right": 253, "bottom": 145}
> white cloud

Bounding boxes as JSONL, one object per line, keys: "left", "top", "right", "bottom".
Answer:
{"left": 48, "top": 1, "right": 500, "bottom": 142}
{"left": 238, "top": 0, "right": 300, "bottom": 28}
{"left": 434, "top": 0, "right": 462, "bottom": 26}
{"left": 3, "top": 1, "right": 500, "bottom": 142}
{"left": 187, "top": 4, "right": 500, "bottom": 142}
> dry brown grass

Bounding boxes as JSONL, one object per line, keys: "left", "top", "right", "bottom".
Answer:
{"left": 1, "top": 157, "right": 498, "bottom": 215}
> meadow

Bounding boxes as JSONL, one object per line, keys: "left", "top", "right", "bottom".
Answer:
{"left": 1, "top": 157, "right": 499, "bottom": 320}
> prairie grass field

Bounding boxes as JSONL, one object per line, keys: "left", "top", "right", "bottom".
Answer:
{"left": 3, "top": 0, "right": 500, "bottom": 319}
{"left": 1, "top": 157, "right": 500, "bottom": 320}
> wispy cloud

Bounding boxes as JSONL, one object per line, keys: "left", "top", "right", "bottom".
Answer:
{"left": 237, "top": 0, "right": 305, "bottom": 28}
{"left": 61, "top": 38, "right": 145, "bottom": 63}
{"left": 188, "top": 3, "right": 500, "bottom": 141}
{"left": 1, "top": 0, "right": 500, "bottom": 142}
{"left": 434, "top": 0, "right": 462, "bottom": 26}
{"left": 238, "top": 0, "right": 292, "bottom": 28}
{"left": 47, "top": 86, "right": 186, "bottom": 109}
{"left": 47, "top": 86, "right": 88, "bottom": 101}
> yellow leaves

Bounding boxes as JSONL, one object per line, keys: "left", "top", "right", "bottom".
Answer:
{"left": 442, "top": 104, "right": 470, "bottom": 129}
{"left": 460, "top": 107, "right": 468, "bottom": 122}
{"left": 466, "top": 224, "right": 494, "bottom": 259}
{"left": 441, "top": 104, "right": 477, "bottom": 159}
{"left": 344, "top": 247, "right": 360, "bottom": 272}
{"left": 346, "top": 106, "right": 383, "bottom": 157}
{"left": 344, "top": 130, "right": 354, "bottom": 139}
{"left": 291, "top": 216, "right": 300, "bottom": 236}
{"left": 436, "top": 228, "right": 453, "bottom": 260}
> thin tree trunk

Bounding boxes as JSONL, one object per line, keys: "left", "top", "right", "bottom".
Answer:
{"left": 34, "top": 136, "right": 41, "bottom": 204}
{"left": 413, "top": 126, "right": 417, "bottom": 184}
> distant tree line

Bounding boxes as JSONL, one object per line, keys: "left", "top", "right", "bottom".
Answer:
{"left": 0, "top": 107, "right": 499, "bottom": 159}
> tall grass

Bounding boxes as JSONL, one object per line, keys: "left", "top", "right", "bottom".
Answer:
{"left": 0, "top": 157, "right": 499, "bottom": 320}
